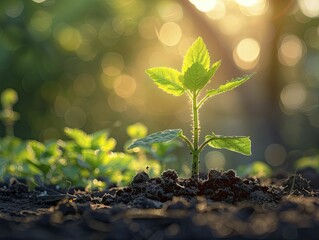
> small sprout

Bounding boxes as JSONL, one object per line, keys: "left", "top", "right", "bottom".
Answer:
{"left": 128, "top": 37, "right": 254, "bottom": 179}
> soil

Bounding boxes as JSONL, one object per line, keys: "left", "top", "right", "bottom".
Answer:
{"left": 0, "top": 168, "right": 318, "bottom": 240}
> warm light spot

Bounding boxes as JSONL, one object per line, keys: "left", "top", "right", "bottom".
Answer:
{"left": 101, "top": 52, "right": 124, "bottom": 77}
{"left": 30, "top": 11, "right": 52, "bottom": 32}
{"left": 73, "top": 74, "right": 96, "bottom": 97}
{"left": 54, "top": 24, "right": 82, "bottom": 51}
{"left": 157, "top": 2, "right": 183, "bottom": 21}
{"left": 280, "top": 83, "right": 307, "bottom": 111}
{"left": 189, "top": 0, "right": 217, "bottom": 12}
{"left": 234, "top": 38, "right": 260, "bottom": 69}
{"left": 278, "top": 35, "right": 304, "bottom": 67}
{"left": 218, "top": 15, "right": 243, "bottom": 35}
{"left": 235, "top": 0, "right": 259, "bottom": 7}
{"left": 265, "top": 144, "right": 286, "bottom": 167}
{"left": 158, "top": 22, "right": 182, "bottom": 46}
{"left": 113, "top": 75, "right": 136, "bottom": 98}
{"left": 32, "top": 0, "right": 46, "bottom": 3}
{"left": 298, "top": 0, "right": 319, "bottom": 18}
{"left": 206, "top": 1, "right": 226, "bottom": 20}
{"left": 64, "top": 106, "right": 87, "bottom": 128}
{"left": 204, "top": 151, "right": 225, "bottom": 169}
{"left": 239, "top": 0, "right": 268, "bottom": 16}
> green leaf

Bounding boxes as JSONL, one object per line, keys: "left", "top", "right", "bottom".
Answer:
{"left": 182, "top": 37, "right": 210, "bottom": 73}
{"left": 64, "top": 127, "right": 92, "bottom": 148}
{"left": 127, "top": 129, "right": 182, "bottom": 150}
{"left": 183, "top": 63, "right": 210, "bottom": 91}
{"left": 206, "top": 73, "right": 254, "bottom": 98}
{"left": 205, "top": 134, "right": 251, "bottom": 155}
{"left": 208, "top": 60, "right": 221, "bottom": 80}
{"left": 146, "top": 67, "right": 185, "bottom": 96}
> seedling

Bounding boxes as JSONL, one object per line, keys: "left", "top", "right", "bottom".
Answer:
{"left": 128, "top": 37, "right": 253, "bottom": 179}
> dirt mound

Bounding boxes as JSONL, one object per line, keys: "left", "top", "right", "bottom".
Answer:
{"left": 0, "top": 169, "right": 318, "bottom": 239}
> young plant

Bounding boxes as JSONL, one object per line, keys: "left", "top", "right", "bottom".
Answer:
{"left": 128, "top": 37, "right": 253, "bottom": 179}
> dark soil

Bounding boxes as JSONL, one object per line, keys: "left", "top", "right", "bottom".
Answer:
{"left": 0, "top": 168, "right": 319, "bottom": 239}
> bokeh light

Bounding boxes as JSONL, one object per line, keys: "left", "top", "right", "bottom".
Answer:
{"left": 278, "top": 35, "right": 304, "bottom": 67}
{"left": 233, "top": 38, "right": 260, "bottom": 69}
{"left": 205, "top": 1, "right": 226, "bottom": 20}
{"left": 238, "top": 0, "right": 268, "bottom": 16}
{"left": 5, "top": 1, "right": 24, "bottom": 18}
{"left": 54, "top": 24, "right": 82, "bottom": 51}
{"left": 189, "top": 0, "right": 217, "bottom": 13}
{"left": 113, "top": 75, "right": 136, "bottom": 99}
{"left": 265, "top": 144, "right": 287, "bottom": 167}
{"left": 158, "top": 22, "right": 182, "bottom": 46}
{"left": 30, "top": 11, "right": 52, "bottom": 32}
{"left": 280, "top": 82, "right": 307, "bottom": 111}
{"left": 298, "top": 0, "right": 319, "bottom": 18}
{"left": 101, "top": 52, "right": 124, "bottom": 77}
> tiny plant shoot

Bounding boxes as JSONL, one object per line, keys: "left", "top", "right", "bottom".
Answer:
{"left": 128, "top": 37, "right": 254, "bottom": 179}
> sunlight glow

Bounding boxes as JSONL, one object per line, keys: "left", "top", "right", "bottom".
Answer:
{"left": 189, "top": 0, "right": 217, "bottom": 12}
{"left": 298, "top": 0, "right": 319, "bottom": 18}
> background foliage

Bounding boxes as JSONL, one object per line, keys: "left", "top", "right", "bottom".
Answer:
{"left": 0, "top": 0, "right": 319, "bottom": 176}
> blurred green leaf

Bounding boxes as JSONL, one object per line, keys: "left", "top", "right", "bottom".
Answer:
{"left": 127, "top": 123, "right": 148, "bottom": 139}
{"left": 64, "top": 127, "right": 92, "bottom": 148}
{"left": 128, "top": 129, "right": 182, "bottom": 149}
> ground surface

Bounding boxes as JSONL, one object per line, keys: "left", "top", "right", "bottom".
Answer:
{"left": 0, "top": 168, "right": 318, "bottom": 239}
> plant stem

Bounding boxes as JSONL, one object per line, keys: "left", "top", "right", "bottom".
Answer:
{"left": 191, "top": 91, "right": 200, "bottom": 179}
